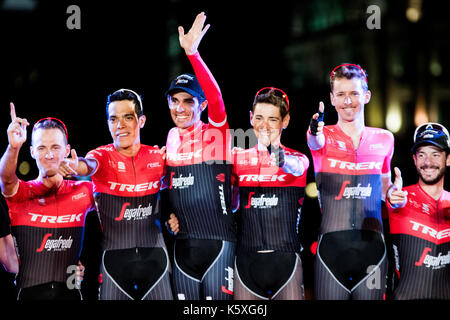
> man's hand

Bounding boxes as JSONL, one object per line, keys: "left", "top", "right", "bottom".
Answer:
{"left": 178, "top": 12, "right": 210, "bottom": 55}
{"left": 387, "top": 167, "right": 408, "bottom": 208}
{"left": 167, "top": 213, "right": 179, "bottom": 235}
{"left": 309, "top": 101, "right": 325, "bottom": 136}
{"left": 7, "top": 102, "right": 29, "bottom": 149}
{"left": 59, "top": 149, "right": 79, "bottom": 177}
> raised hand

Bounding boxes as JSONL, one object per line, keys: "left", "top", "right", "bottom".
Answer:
{"left": 178, "top": 12, "right": 210, "bottom": 55}
{"left": 7, "top": 102, "right": 29, "bottom": 149}
{"left": 387, "top": 167, "right": 408, "bottom": 207}
{"left": 309, "top": 102, "right": 325, "bottom": 136}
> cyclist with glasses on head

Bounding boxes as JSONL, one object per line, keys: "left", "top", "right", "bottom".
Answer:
{"left": 386, "top": 122, "right": 450, "bottom": 300}
{"left": 0, "top": 103, "right": 94, "bottom": 300}
{"left": 307, "top": 64, "right": 395, "bottom": 300}
{"left": 58, "top": 89, "right": 172, "bottom": 300}
{"left": 231, "top": 87, "right": 309, "bottom": 300}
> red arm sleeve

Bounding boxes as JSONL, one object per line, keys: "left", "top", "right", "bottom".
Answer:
{"left": 187, "top": 52, "right": 226, "bottom": 127}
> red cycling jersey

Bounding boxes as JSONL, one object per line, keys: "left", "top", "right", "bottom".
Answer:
{"left": 388, "top": 183, "right": 450, "bottom": 299}
{"left": 165, "top": 52, "right": 235, "bottom": 242}
{"left": 86, "top": 144, "right": 166, "bottom": 250}
{"left": 5, "top": 179, "right": 95, "bottom": 288}
{"left": 309, "top": 125, "right": 394, "bottom": 234}
{"left": 232, "top": 144, "right": 309, "bottom": 253}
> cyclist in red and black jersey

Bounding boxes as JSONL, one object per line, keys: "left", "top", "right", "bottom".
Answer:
{"left": 232, "top": 88, "right": 309, "bottom": 300}
{"left": 0, "top": 200, "right": 18, "bottom": 275}
{"left": 387, "top": 122, "right": 450, "bottom": 299}
{"left": 59, "top": 90, "right": 172, "bottom": 300}
{"left": 307, "top": 64, "right": 394, "bottom": 299}
{"left": 0, "top": 104, "right": 94, "bottom": 300}
{"left": 165, "top": 13, "right": 236, "bottom": 300}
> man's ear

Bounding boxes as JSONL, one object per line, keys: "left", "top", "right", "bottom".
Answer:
{"left": 329, "top": 92, "right": 335, "bottom": 107}
{"left": 364, "top": 89, "right": 372, "bottom": 104}
{"left": 282, "top": 114, "right": 290, "bottom": 130}
{"left": 446, "top": 153, "right": 450, "bottom": 167}
{"left": 65, "top": 144, "right": 71, "bottom": 158}
{"left": 30, "top": 146, "right": 36, "bottom": 159}
{"left": 139, "top": 115, "right": 146, "bottom": 128}
{"left": 200, "top": 100, "right": 208, "bottom": 112}
{"left": 249, "top": 110, "right": 254, "bottom": 126}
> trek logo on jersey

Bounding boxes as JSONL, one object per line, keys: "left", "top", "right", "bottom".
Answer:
{"left": 218, "top": 185, "right": 227, "bottom": 215}
{"left": 108, "top": 181, "right": 160, "bottom": 192}
{"left": 115, "top": 202, "right": 153, "bottom": 221}
{"left": 409, "top": 220, "right": 450, "bottom": 240}
{"left": 335, "top": 180, "right": 373, "bottom": 200}
{"left": 221, "top": 266, "right": 234, "bottom": 295}
{"left": 118, "top": 161, "right": 126, "bottom": 172}
{"left": 245, "top": 192, "right": 279, "bottom": 209}
{"left": 29, "top": 212, "right": 83, "bottom": 224}
{"left": 239, "top": 174, "right": 286, "bottom": 182}
{"left": 327, "top": 159, "right": 382, "bottom": 171}
{"left": 36, "top": 233, "right": 73, "bottom": 252}
{"left": 170, "top": 173, "right": 195, "bottom": 189}
{"left": 415, "top": 247, "right": 450, "bottom": 269}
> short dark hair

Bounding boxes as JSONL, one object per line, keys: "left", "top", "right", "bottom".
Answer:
{"left": 32, "top": 118, "right": 68, "bottom": 145}
{"left": 252, "top": 89, "right": 289, "bottom": 120}
{"left": 330, "top": 64, "right": 368, "bottom": 92}
{"left": 106, "top": 89, "right": 144, "bottom": 118}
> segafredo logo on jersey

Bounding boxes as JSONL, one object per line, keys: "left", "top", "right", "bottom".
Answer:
{"left": 36, "top": 233, "right": 73, "bottom": 252}
{"left": 409, "top": 220, "right": 450, "bottom": 241}
{"left": 170, "top": 172, "right": 195, "bottom": 189}
{"left": 335, "top": 180, "right": 373, "bottom": 200}
{"left": 415, "top": 247, "right": 450, "bottom": 269}
{"left": 245, "top": 192, "right": 279, "bottom": 209}
{"left": 327, "top": 159, "right": 382, "bottom": 170}
{"left": 107, "top": 181, "right": 160, "bottom": 192}
{"left": 29, "top": 212, "right": 83, "bottom": 224}
{"left": 115, "top": 202, "right": 153, "bottom": 221}
{"left": 239, "top": 174, "right": 287, "bottom": 182}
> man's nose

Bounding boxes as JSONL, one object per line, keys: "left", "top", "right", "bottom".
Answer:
{"left": 176, "top": 103, "right": 185, "bottom": 112}
{"left": 45, "top": 150, "right": 54, "bottom": 159}
{"left": 344, "top": 95, "right": 352, "bottom": 104}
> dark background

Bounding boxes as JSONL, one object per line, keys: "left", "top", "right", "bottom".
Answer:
{"left": 0, "top": 0, "right": 449, "bottom": 301}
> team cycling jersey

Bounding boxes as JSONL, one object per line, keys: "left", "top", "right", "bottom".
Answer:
{"left": 309, "top": 125, "right": 394, "bottom": 234}
{"left": 232, "top": 145, "right": 309, "bottom": 253}
{"left": 5, "top": 179, "right": 94, "bottom": 288}
{"left": 165, "top": 52, "right": 235, "bottom": 242}
{"left": 86, "top": 144, "right": 166, "bottom": 250}
{"left": 388, "top": 184, "right": 450, "bottom": 299}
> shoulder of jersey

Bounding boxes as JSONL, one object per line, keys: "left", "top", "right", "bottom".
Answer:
{"left": 282, "top": 145, "right": 305, "bottom": 157}
{"left": 365, "top": 126, "right": 394, "bottom": 139}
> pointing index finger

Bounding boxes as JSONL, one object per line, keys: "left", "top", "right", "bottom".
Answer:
{"left": 10, "top": 102, "right": 16, "bottom": 121}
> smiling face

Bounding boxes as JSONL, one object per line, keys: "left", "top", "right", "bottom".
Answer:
{"left": 413, "top": 145, "right": 450, "bottom": 185}
{"left": 107, "top": 100, "right": 145, "bottom": 154}
{"left": 30, "top": 128, "right": 70, "bottom": 178}
{"left": 330, "top": 77, "right": 371, "bottom": 123}
{"left": 250, "top": 103, "right": 290, "bottom": 147}
{"left": 168, "top": 91, "right": 206, "bottom": 132}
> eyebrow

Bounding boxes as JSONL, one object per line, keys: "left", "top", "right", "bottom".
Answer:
{"left": 109, "top": 113, "right": 136, "bottom": 119}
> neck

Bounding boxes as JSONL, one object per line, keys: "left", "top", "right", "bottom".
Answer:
{"left": 38, "top": 173, "right": 64, "bottom": 189}
{"left": 337, "top": 115, "right": 365, "bottom": 136}
{"left": 419, "top": 178, "right": 444, "bottom": 200}
{"left": 115, "top": 142, "right": 141, "bottom": 157}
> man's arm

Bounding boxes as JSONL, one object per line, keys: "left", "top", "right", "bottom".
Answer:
{"left": 0, "top": 234, "right": 18, "bottom": 274}
{"left": 0, "top": 103, "right": 29, "bottom": 197}
{"left": 179, "top": 12, "right": 226, "bottom": 126}
{"left": 58, "top": 148, "right": 98, "bottom": 178}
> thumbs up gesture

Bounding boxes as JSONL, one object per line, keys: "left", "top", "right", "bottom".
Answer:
{"left": 387, "top": 167, "right": 408, "bottom": 208}
{"left": 309, "top": 102, "right": 325, "bottom": 136}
